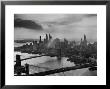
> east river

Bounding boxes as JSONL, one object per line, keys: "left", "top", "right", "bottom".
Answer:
{"left": 14, "top": 43, "right": 96, "bottom": 76}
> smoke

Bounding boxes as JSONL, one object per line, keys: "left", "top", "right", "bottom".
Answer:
{"left": 47, "top": 39, "right": 54, "bottom": 48}
{"left": 47, "top": 38, "right": 60, "bottom": 48}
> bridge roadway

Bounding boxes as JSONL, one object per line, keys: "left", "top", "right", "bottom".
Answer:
{"left": 15, "top": 63, "right": 97, "bottom": 76}
{"left": 14, "top": 54, "right": 58, "bottom": 62}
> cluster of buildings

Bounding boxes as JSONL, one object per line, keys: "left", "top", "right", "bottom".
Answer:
{"left": 32, "top": 34, "right": 52, "bottom": 50}
{"left": 15, "top": 34, "right": 97, "bottom": 58}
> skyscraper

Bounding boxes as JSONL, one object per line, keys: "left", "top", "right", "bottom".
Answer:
{"left": 84, "top": 34, "right": 86, "bottom": 41}
{"left": 80, "top": 34, "right": 87, "bottom": 47}
{"left": 49, "top": 34, "right": 52, "bottom": 40}
{"left": 39, "top": 36, "right": 42, "bottom": 43}
{"left": 83, "top": 34, "right": 87, "bottom": 46}
{"left": 46, "top": 34, "right": 48, "bottom": 41}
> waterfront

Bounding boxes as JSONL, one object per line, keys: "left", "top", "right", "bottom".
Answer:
{"left": 14, "top": 50, "right": 96, "bottom": 76}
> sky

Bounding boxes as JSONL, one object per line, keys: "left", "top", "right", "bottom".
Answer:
{"left": 14, "top": 14, "right": 97, "bottom": 42}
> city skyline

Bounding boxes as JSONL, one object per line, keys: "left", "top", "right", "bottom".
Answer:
{"left": 14, "top": 14, "right": 97, "bottom": 42}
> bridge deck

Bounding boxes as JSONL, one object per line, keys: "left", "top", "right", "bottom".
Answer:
{"left": 15, "top": 63, "right": 97, "bottom": 76}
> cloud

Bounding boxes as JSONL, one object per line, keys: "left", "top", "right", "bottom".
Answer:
{"left": 42, "top": 14, "right": 83, "bottom": 26}
{"left": 14, "top": 14, "right": 97, "bottom": 41}
{"left": 14, "top": 18, "right": 43, "bottom": 30}
{"left": 14, "top": 28, "right": 45, "bottom": 40}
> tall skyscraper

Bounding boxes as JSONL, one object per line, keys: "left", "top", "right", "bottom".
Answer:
{"left": 83, "top": 34, "right": 87, "bottom": 46}
{"left": 49, "top": 34, "right": 52, "bottom": 40}
{"left": 80, "top": 34, "right": 87, "bottom": 47}
{"left": 39, "top": 36, "right": 42, "bottom": 43}
{"left": 84, "top": 34, "right": 86, "bottom": 41}
{"left": 46, "top": 34, "right": 48, "bottom": 42}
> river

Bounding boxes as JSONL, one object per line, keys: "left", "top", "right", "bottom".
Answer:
{"left": 14, "top": 43, "right": 96, "bottom": 76}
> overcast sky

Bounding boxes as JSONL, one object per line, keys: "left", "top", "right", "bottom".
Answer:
{"left": 14, "top": 14, "right": 97, "bottom": 42}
